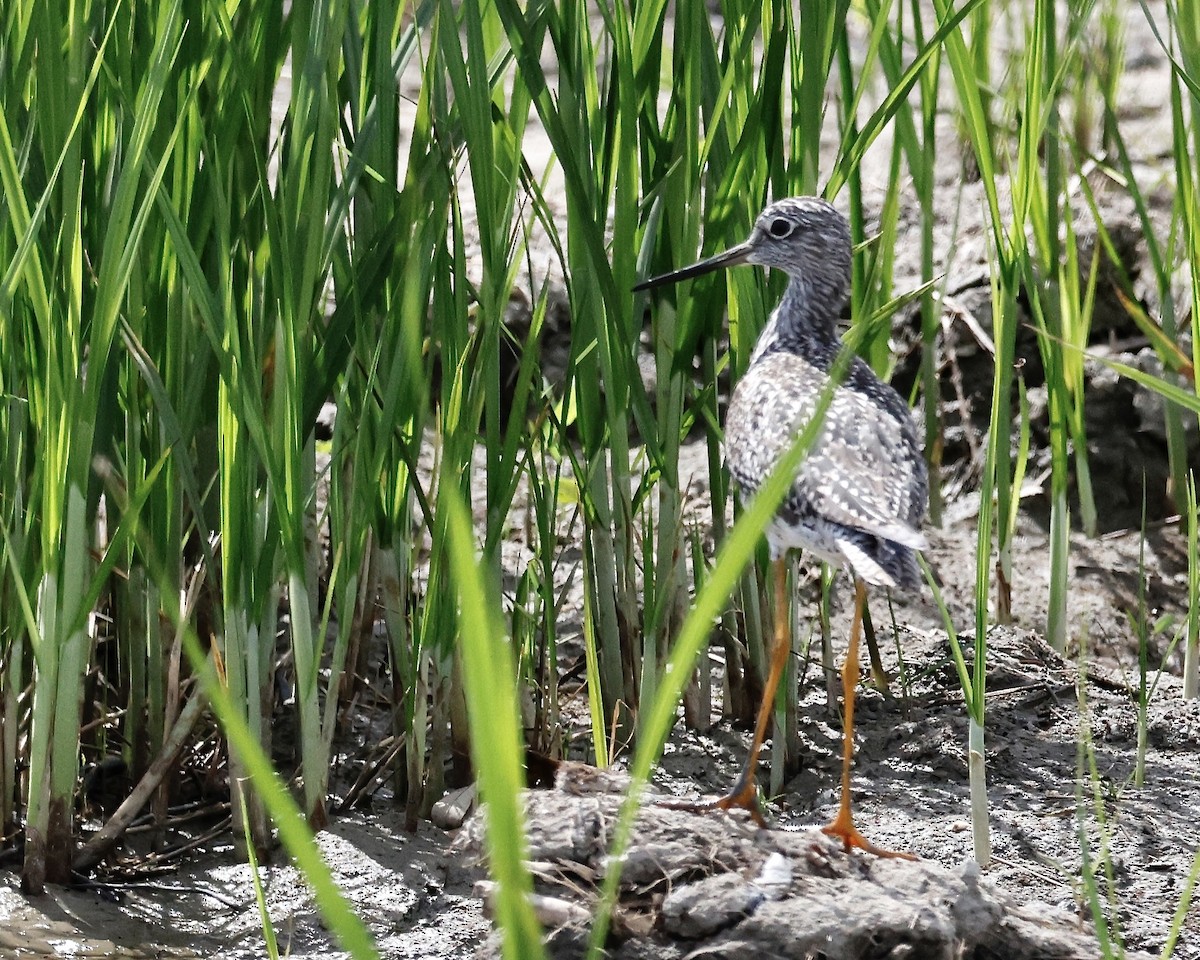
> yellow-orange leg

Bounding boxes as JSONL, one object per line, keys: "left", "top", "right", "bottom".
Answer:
{"left": 659, "top": 557, "right": 791, "bottom": 825}
{"left": 821, "top": 578, "right": 916, "bottom": 860}
{"left": 717, "top": 556, "right": 792, "bottom": 818}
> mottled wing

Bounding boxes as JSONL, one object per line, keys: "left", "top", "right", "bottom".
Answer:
{"left": 724, "top": 350, "right": 928, "bottom": 547}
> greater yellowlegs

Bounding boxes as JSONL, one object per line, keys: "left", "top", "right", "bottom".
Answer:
{"left": 635, "top": 197, "right": 928, "bottom": 857}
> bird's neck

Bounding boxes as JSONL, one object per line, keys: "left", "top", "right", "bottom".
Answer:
{"left": 749, "top": 276, "right": 844, "bottom": 365}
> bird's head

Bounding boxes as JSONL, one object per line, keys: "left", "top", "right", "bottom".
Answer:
{"left": 742, "top": 197, "right": 851, "bottom": 280}
{"left": 633, "top": 196, "right": 851, "bottom": 294}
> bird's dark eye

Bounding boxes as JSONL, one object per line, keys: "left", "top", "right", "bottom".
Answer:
{"left": 768, "top": 217, "right": 795, "bottom": 238}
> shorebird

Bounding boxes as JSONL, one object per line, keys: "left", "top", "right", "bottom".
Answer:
{"left": 634, "top": 197, "right": 928, "bottom": 858}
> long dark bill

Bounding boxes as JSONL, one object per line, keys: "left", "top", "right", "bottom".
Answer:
{"left": 632, "top": 240, "right": 753, "bottom": 292}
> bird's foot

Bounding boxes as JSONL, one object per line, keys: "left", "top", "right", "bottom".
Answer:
{"left": 821, "top": 810, "right": 917, "bottom": 860}
{"left": 657, "top": 774, "right": 767, "bottom": 827}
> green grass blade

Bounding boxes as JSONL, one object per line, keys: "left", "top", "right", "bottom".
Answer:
{"left": 444, "top": 489, "right": 546, "bottom": 960}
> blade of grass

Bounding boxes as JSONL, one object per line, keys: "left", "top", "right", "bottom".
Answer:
{"left": 1185, "top": 475, "right": 1199, "bottom": 700}
{"left": 444, "top": 489, "right": 545, "bottom": 960}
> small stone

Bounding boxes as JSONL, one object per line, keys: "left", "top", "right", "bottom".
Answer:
{"left": 754, "top": 853, "right": 793, "bottom": 900}
{"left": 431, "top": 783, "right": 477, "bottom": 829}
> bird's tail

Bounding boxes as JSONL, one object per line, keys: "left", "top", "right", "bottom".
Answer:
{"left": 837, "top": 534, "right": 923, "bottom": 592}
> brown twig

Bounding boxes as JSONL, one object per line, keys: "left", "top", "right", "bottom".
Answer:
{"left": 72, "top": 687, "right": 209, "bottom": 874}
